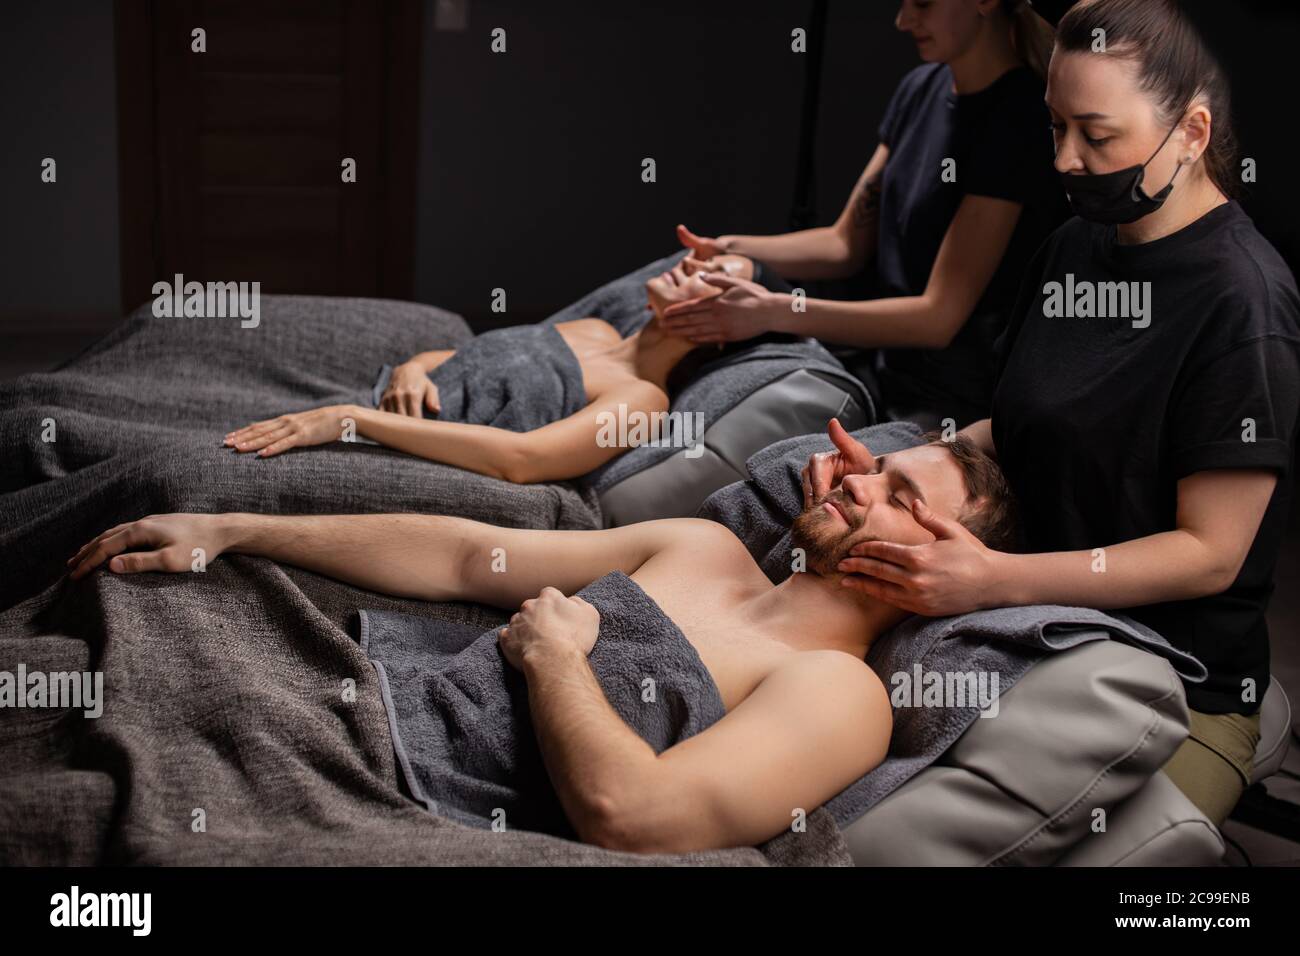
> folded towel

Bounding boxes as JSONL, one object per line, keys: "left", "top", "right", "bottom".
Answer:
{"left": 372, "top": 323, "right": 587, "bottom": 432}
{"left": 699, "top": 421, "right": 1208, "bottom": 827}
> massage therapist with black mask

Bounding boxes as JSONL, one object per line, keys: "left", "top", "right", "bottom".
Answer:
{"left": 666, "top": 0, "right": 1067, "bottom": 430}
{"left": 808, "top": 0, "right": 1300, "bottom": 827}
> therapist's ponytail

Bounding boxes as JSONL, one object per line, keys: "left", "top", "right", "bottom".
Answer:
{"left": 1056, "top": 0, "right": 1240, "bottom": 198}
{"left": 1005, "top": 0, "right": 1055, "bottom": 80}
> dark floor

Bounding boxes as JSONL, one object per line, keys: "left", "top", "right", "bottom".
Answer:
{"left": 4, "top": 327, "right": 1299, "bottom": 865}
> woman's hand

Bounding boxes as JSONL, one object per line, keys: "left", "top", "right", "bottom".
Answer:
{"left": 801, "top": 418, "right": 877, "bottom": 509}
{"left": 224, "top": 405, "right": 360, "bottom": 458}
{"left": 660, "top": 274, "right": 781, "bottom": 344}
{"left": 497, "top": 587, "right": 600, "bottom": 671}
{"left": 837, "top": 500, "right": 1003, "bottom": 617}
{"left": 676, "top": 223, "right": 727, "bottom": 260}
{"left": 68, "top": 513, "right": 232, "bottom": 579}
{"left": 380, "top": 361, "right": 441, "bottom": 418}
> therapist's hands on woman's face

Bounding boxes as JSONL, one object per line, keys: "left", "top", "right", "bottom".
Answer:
{"left": 680, "top": 254, "right": 752, "bottom": 280}
{"left": 676, "top": 223, "right": 726, "bottom": 260}
{"left": 659, "top": 273, "right": 782, "bottom": 344}
{"left": 836, "top": 500, "right": 1000, "bottom": 617}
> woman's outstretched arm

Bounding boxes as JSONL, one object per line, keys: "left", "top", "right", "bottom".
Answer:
{"left": 224, "top": 378, "right": 670, "bottom": 483}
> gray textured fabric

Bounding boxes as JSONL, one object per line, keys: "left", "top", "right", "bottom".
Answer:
{"left": 0, "top": 561, "right": 848, "bottom": 865}
{"left": 698, "top": 421, "right": 1208, "bottom": 827}
{"left": 0, "top": 295, "right": 600, "bottom": 610}
{"left": 540, "top": 252, "right": 875, "bottom": 493}
{"left": 371, "top": 323, "right": 587, "bottom": 431}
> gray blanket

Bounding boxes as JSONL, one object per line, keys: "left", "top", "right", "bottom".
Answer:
{"left": 371, "top": 323, "right": 587, "bottom": 431}
{"left": 699, "top": 422, "right": 1208, "bottom": 827}
{"left": 0, "top": 295, "right": 600, "bottom": 611}
{"left": 0, "top": 559, "right": 847, "bottom": 865}
{"left": 541, "top": 252, "right": 876, "bottom": 493}
{"left": 0, "top": 292, "right": 848, "bottom": 866}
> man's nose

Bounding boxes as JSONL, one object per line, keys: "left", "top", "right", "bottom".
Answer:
{"left": 840, "top": 473, "right": 875, "bottom": 509}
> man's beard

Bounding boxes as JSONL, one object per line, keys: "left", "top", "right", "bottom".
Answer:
{"left": 790, "top": 488, "right": 867, "bottom": 576}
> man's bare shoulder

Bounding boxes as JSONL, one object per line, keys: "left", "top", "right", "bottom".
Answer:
{"left": 766, "top": 650, "right": 892, "bottom": 732}
{"left": 626, "top": 518, "right": 766, "bottom": 598}
{"left": 643, "top": 518, "right": 755, "bottom": 566}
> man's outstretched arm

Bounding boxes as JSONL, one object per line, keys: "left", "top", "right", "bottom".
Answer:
{"left": 67, "top": 512, "right": 710, "bottom": 608}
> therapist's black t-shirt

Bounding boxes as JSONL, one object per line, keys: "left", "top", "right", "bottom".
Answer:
{"left": 873, "top": 63, "right": 1066, "bottom": 426}
{"left": 992, "top": 202, "right": 1300, "bottom": 714}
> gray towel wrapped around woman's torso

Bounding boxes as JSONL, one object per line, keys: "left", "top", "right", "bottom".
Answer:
{"left": 357, "top": 570, "right": 726, "bottom": 839}
{"left": 371, "top": 323, "right": 588, "bottom": 432}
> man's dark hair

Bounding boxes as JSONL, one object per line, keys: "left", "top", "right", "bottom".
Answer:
{"left": 921, "top": 431, "right": 1022, "bottom": 553}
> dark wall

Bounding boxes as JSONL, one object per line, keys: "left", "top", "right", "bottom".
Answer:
{"left": 1, "top": 0, "right": 1296, "bottom": 331}
{"left": 1186, "top": 0, "right": 1300, "bottom": 276}
{"left": 414, "top": 0, "right": 916, "bottom": 328}
{"left": 413, "top": 0, "right": 914, "bottom": 328}
{"left": 0, "top": 0, "right": 120, "bottom": 330}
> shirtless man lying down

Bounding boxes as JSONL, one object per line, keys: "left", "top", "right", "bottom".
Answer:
{"left": 67, "top": 421, "right": 1017, "bottom": 853}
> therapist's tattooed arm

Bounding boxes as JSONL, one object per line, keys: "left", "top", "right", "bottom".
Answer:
{"left": 850, "top": 170, "right": 883, "bottom": 230}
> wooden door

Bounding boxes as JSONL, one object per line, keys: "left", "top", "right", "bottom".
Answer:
{"left": 115, "top": 0, "right": 421, "bottom": 311}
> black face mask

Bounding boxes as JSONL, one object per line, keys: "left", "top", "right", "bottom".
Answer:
{"left": 1059, "top": 123, "right": 1184, "bottom": 225}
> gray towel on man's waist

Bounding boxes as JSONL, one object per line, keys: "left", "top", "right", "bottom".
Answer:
{"left": 698, "top": 421, "right": 1208, "bottom": 827}
{"left": 357, "top": 570, "right": 726, "bottom": 839}
{"left": 371, "top": 323, "right": 586, "bottom": 431}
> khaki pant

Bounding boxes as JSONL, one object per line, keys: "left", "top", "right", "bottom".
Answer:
{"left": 1160, "top": 709, "right": 1262, "bottom": 827}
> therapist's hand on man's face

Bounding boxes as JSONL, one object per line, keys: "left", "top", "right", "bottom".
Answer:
{"left": 837, "top": 501, "right": 998, "bottom": 618}
{"left": 802, "top": 418, "right": 877, "bottom": 509}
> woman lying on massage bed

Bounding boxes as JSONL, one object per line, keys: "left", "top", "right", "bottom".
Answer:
{"left": 222, "top": 256, "right": 761, "bottom": 483}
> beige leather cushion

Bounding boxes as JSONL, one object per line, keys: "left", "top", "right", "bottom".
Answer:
{"left": 843, "top": 640, "right": 1193, "bottom": 866}
{"left": 1055, "top": 771, "right": 1224, "bottom": 866}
